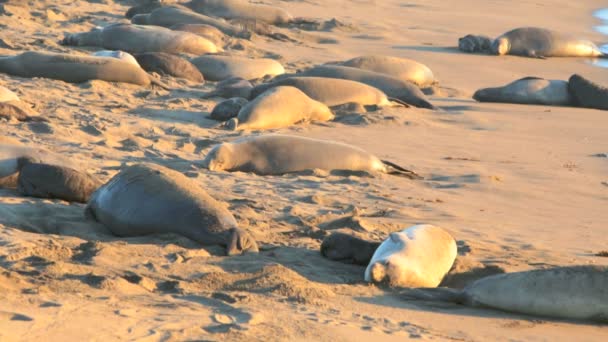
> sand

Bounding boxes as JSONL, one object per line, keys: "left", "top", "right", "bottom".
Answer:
{"left": 1, "top": 0, "right": 608, "bottom": 341}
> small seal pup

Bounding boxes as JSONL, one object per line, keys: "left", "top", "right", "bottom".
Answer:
{"left": 295, "top": 65, "right": 434, "bottom": 108}
{"left": 210, "top": 97, "right": 248, "bottom": 121}
{"left": 458, "top": 34, "right": 493, "bottom": 53}
{"left": 568, "top": 74, "right": 608, "bottom": 110}
{"left": 492, "top": 27, "right": 604, "bottom": 58}
{"left": 85, "top": 163, "right": 258, "bottom": 255}
{"left": 190, "top": 55, "right": 285, "bottom": 81}
{"left": 338, "top": 55, "right": 436, "bottom": 87}
{"left": 17, "top": 158, "right": 102, "bottom": 203}
{"left": 202, "top": 134, "right": 421, "bottom": 178}
{"left": 364, "top": 224, "right": 457, "bottom": 287}
{"left": 226, "top": 86, "right": 334, "bottom": 130}
{"left": 185, "top": 0, "right": 293, "bottom": 25}
{"left": 473, "top": 77, "right": 573, "bottom": 106}
{"left": 249, "top": 77, "right": 392, "bottom": 107}
{"left": 401, "top": 265, "right": 608, "bottom": 323}
{"left": 62, "top": 23, "right": 219, "bottom": 55}
{"left": 92, "top": 50, "right": 140, "bottom": 67}
{"left": 321, "top": 233, "right": 381, "bottom": 265}
{"left": 0, "top": 144, "right": 68, "bottom": 188}
{"left": 133, "top": 52, "right": 204, "bottom": 82}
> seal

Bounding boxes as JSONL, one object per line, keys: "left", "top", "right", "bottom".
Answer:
{"left": 473, "top": 77, "right": 573, "bottom": 106}
{"left": 295, "top": 65, "right": 434, "bottom": 108}
{"left": 338, "top": 55, "right": 436, "bottom": 87}
{"left": 364, "top": 224, "right": 457, "bottom": 287}
{"left": 170, "top": 23, "right": 225, "bottom": 46}
{"left": 249, "top": 77, "right": 392, "bottom": 107}
{"left": 0, "top": 51, "right": 157, "bottom": 86}
{"left": 201, "top": 77, "right": 253, "bottom": 99}
{"left": 210, "top": 97, "right": 248, "bottom": 121}
{"left": 125, "top": 0, "right": 165, "bottom": 19}
{"left": 401, "top": 265, "right": 608, "bottom": 323}
{"left": 61, "top": 23, "right": 219, "bottom": 55}
{"left": 190, "top": 55, "right": 285, "bottom": 81}
{"left": 226, "top": 86, "right": 334, "bottom": 130}
{"left": 185, "top": 0, "right": 293, "bottom": 25}
{"left": 492, "top": 27, "right": 604, "bottom": 58}
{"left": 0, "top": 144, "right": 68, "bottom": 188}
{"left": 202, "top": 134, "right": 421, "bottom": 178}
{"left": 17, "top": 159, "right": 102, "bottom": 203}
{"left": 321, "top": 232, "right": 381, "bottom": 266}
{"left": 85, "top": 163, "right": 259, "bottom": 255}
{"left": 133, "top": 52, "right": 204, "bottom": 82}
{"left": 568, "top": 74, "right": 608, "bottom": 110}
{"left": 92, "top": 50, "right": 140, "bottom": 67}
{"left": 458, "top": 34, "right": 493, "bottom": 53}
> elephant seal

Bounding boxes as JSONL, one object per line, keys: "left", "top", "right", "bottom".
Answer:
{"left": 202, "top": 134, "right": 421, "bottom": 178}
{"left": 92, "top": 50, "right": 140, "bottom": 67}
{"left": 321, "top": 232, "right": 381, "bottom": 266}
{"left": 0, "top": 51, "right": 157, "bottom": 86}
{"left": 227, "top": 86, "right": 334, "bottom": 130}
{"left": 568, "top": 74, "right": 608, "bottom": 110}
{"left": 17, "top": 159, "right": 102, "bottom": 203}
{"left": 295, "top": 65, "right": 434, "bottom": 108}
{"left": 338, "top": 55, "right": 436, "bottom": 87}
{"left": 62, "top": 23, "right": 219, "bottom": 55}
{"left": 125, "top": 0, "right": 165, "bottom": 19}
{"left": 0, "top": 144, "right": 68, "bottom": 187}
{"left": 190, "top": 55, "right": 284, "bottom": 81}
{"left": 132, "top": 6, "right": 249, "bottom": 38}
{"left": 85, "top": 163, "right": 258, "bottom": 255}
{"left": 249, "top": 77, "right": 392, "bottom": 107}
{"left": 401, "top": 265, "right": 608, "bottom": 323}
{"left": 186, "top": 0, "right": 293, "bottom": 25}
{"left": 492, "top": 27, "right": 604, "bottom": 58}
{"left": 170, "top": 23, "right": 225, "bottom": 46}
{"left": 133, "top": 52, "right": 204, "bottom": 82}
{"left": 210, "top": 97, "right": 248, "bottom": 121}
{"left": 458, "top": 34, "right": 493, "bottom": 53}
{"left": 364, "top": 224, "right": 457, "bottom": 287}
{"left": 473, "top": 77, "right": 573, "bottom": 106}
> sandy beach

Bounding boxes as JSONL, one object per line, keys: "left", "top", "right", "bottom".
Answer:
{"left": 1, "top": 0, "right": 607, "bottom": 340}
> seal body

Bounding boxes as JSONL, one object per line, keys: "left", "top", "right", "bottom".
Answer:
{"left": 458, "top": 34, "right": 492, "bottom": 53}
{"left": 85, "top": 163, "right": 258, "bottom": 255}
{"left": 210, "top": 97, "right": 248, "bottom": 121}
{"left": 62, "top": 23, "right": 219, "bottom": 55}
{"left": 190, "top": 55, "right": 284, "bottom": 81}
{"left": 186, "top": 0, "right": 293, "bottom": 25}
{"left": 134, "top": 52, "right": 204, "bottom": 82}
{"left": 0, "top": 51, "right": 153, "bottom": 85}
{"left": 473, "top": 77, "right": 573, "bottom": 106}
{"left": 0, "top": 144, "right": 68, "bottom": 188}
{"left": 250, "top": 77, "right": 391, "bottom": 107}
{"left": 230, "top": 86, "right": 333, "bottom": 130}
{"left": 492, "top": 27, "right": 604, "bottom": 57}
{"left": 170, "top": 23, "right": 225, "bottom": 46}
{"left": 568, "top": 74, "right": 608, "bottom": 110}
{"left": 339, "top": 55, "right": 435, "bottom": 87}
{"left": 296, "top": 65, "right": 434, "bottom": 108}
{"left": 92, "top": 50, "right": 140, "bottom": 67}
{"left": 321, "top": 233, "right": 381, "bottom": 266}
{"left": 364, "top": 224, "right": 457, "bottom": 288}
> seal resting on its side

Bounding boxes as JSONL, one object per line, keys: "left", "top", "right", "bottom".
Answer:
{"left": 170, "top": 23, "right": 226, "bottom": 46}
{"left": 401, "top": 265, "right": 608, "bottom": 323}
{"left": 473, "top": 77, "right": 573, "bottom": 106}
{"left": 190, "top": 55, "right": 284, "bottom": 81}
{"left": 202, "top": 134, "right": 421, "bottom": 178}
{"left": 321, "top": 233, "right": 381, "bottom": 265}
{"left": 458, "top": 34, "right": 493, "bottom": 53}
{"left": 92, "top": 50, "right": 140, "bottom": 67}
{"left": 185, "top": 0, "right": 293, "bottom": 25}
{"left": 133, "top": 52, "right": 204, "bottom": 82}
{"left": 364, "top": 224, "right": 457, "bottom": 287}
{"left": 338, "top": 55, "right": 436, "bottom": 87}
{"left": 85, "top": 163, "right": 258, "bottom": 255}
{"left": 568, "top": 74, "right": 608, "bottom": 110}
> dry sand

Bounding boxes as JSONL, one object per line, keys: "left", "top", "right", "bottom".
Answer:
{"left": 1, "top": 0, "right": 608, "bottom": 341}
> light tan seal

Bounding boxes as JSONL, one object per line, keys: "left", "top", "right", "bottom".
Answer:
{"left": 473, "top": 77, "right": 573, "bottom": 106}
{"left": 338, "top": 55, "right": 436, "bottom": 87}
{"left": 186, "top": 0, "right": 293, "bottom": 25}
{"left": 227, "top": 86, "right": 334, "bottom": 131}
{"left": 190, "top": 55, "right": 284, "bottom": 81}
{"left": 202, "top": 134, "right": 421, "bottom": 178}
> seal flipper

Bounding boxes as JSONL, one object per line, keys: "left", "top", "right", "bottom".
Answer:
{"left": 381, "top": 160, "right": 423, "bottom": 180}
{"left": 400, "top": 287, "right": 467, "bottom": 304}
{"left": 387, "top": 97, "right": 411, "bottom": 108}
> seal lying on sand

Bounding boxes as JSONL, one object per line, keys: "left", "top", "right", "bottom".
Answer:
{"left": 134, "top": 52, "right": 204, "bottom": 82}
{"left": 364, "top": 224, "right": 457, "bottom": 287}
{"left": 0, "top": 144, "right": 68, "bottom": 188}
{"left": 170, "top": 23, "right": 226, "bottom": 46}
{"left": 458, "top": 34, "right": 493, "bottom": 53}
{"left": 295, "top": 65, "right": 434, "bottom": 108}
{"left": 338, "top": 55, "right": 436, "bottom": 87}
{"left": 0, "top": 51, "right": 159, "bottom": 86}
{"left": 62, "top": 23, "right": 219, "bottom": 55}
{"left": 92, "top": 50, "right": 140, "bottom": 67}
{"left": 226, "top": 86, "right": 334, "bottom": 130}
{"left": 202, "top": 134, "right": 421, "bottom": 178}
{"left": 401, "top": 265, "right": 608, "bottom": 323}
{"left": 210, "top": 97, "right": 248, "bottom": 121}
{"left": 17, "top": 159, "right": 102, "bottom": 203}
{"left": 186, "top": 0, "right": 293, "bottom": 25}
{"left": 492, "top": 27, "right": 604, "bottom": 58}
{"left": 473, "top": 77, "right": 573, "bottom": 106}
{"left": 249, "top": 77, "right": 392, "bottom": 107}
{"left": 190, "top": 55, "right": 284, "bottom": 81}
{"left": 85, "top": 163, "right": 258, "bottom": 255}
{"left": 568, "top": 74, "right": 608, "bottom": 110}
{"left": 321, "top": 232, "right": 381, "bottom": 265}
{"left": 202, "top": 77, "right": 253, "bottom": 99}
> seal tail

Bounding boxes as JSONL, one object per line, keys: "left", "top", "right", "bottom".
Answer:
{"left": 381, "top": 160, "right": 423, "bottom": 180}
{"left": 400, "top": 287, "right": 466, "bottom": 304}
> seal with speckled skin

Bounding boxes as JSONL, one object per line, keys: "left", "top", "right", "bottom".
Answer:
{"left": 401, "top": 265, "right": 608, "bottom": 323}
{"left": 458, "top": 34, "right": 492, "bottom": 53}
{"left": 202, "top": 134, "right": 421, "bottom": 178}
{"left": 226, "top": 86, "right": 333, "bottom": 130}
{"left": 62, "top": 23, "right": 219, "bottom": 55}
{"left": 364, "top": 224, "right": 457, "bottom": 287}
{"left": 186, "top": 0, "right": 293, "bottom": 25}
{"left": 321, "top": 233, "right": 381, "bottom": 265}
{"left": 473, "top": 77, "right": 573, "bottom": 106}
{"left": 338, "top": 55, "right": 436, "bottom": 87}
{"left": 568, "top": 74, "right": 608, "bottom": 110}
{"left": 85, "top": 163, "right": 258, "bottom": 255}
{"left": 17, "top": 159, "right": 102, "bottom": 203}
{"left": 134, "top": 52, "right": 204, "bottom": 82}
{"left": 190, "top": 55, "right": 284, "bottom": 81}
{"left": 492, "top": 27, "right": 604, "bottom": 58}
